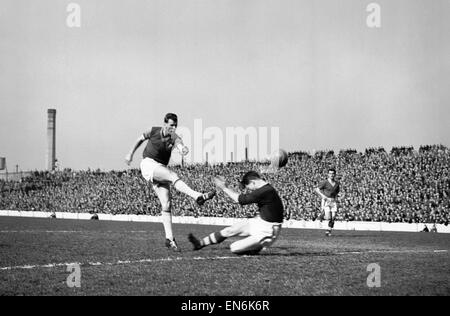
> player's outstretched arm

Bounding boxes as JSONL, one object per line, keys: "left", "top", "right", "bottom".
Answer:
{"left": 125, "top": 135, "right": 145, "bottom": 165}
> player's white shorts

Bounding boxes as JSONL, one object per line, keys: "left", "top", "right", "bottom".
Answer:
{"left": 140, "top": 158, "right": 164, "bottom": 183}
{"left": 321, "top": 199, "right": 338, "bottom": 217}
{"left": 228, "top": 217, "right": 282, "bottom": 254}
{"left": 249, "top": 217, "right": 282, "bottom": 246}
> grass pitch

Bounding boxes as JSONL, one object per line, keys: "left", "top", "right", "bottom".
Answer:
{"left": 0, "top": 216, "right": 449, "bottom": 296}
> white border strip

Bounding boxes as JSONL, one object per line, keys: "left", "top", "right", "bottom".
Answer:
{"left": 0, "top": 210, "right": 449, "bottom": 233}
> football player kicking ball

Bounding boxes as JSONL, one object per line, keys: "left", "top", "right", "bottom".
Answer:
{"left": 188, "top": 171, "right": 284, "bottom": 255}
{"left": 315, "top": 168, "right": 340, "bottom": 236}
{"left": 125, "top": 113, "right": 216, "bottom": 251}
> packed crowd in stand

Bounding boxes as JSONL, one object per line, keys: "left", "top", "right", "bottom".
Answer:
{"left": 1, "top": 145, "right": 449, "bottom": 224}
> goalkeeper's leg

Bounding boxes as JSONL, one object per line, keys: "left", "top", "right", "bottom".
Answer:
{"left": 188, "top": 221, "right": 250, "bottom": 250}
{"left": 230, "top": 235, "right": 263, "bottom": 255}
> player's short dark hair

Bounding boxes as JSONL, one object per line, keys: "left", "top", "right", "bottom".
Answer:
{"left": 328, "top": 168, "right": 336, "bottom": 173}
{"left": 239, "top": 171, "right": 261, "bottom": 189}
{"left": 164, "top": 113, "right": 178, "bottom": 124}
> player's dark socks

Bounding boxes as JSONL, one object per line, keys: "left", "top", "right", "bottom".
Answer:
{"left": 203, "top": 232, "right": 226, "bottom": 246}
{"left": 190, "top": 231, "right": 227, "bottom": 250}
{"left": 188, "top": 233, "right": 203, "bottom": 250}
{"left": 196, "top": 190, "right": 216, "bottom": 206}
{"left": 328, "top": 220, "right": 335, "bottom": 229}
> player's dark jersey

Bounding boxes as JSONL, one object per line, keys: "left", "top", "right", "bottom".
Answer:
{"left": 142, "top": 127, "right": 178, "bottom": 165}
{"left": 238, "top": 184, "right": 284, "bottom": 223}
{"left": 318, "top": 180, "right": 340, "bottom": 199}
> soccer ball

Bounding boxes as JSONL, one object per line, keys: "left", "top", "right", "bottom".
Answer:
{"left": 271, "top": 149, "right": 289, "bottom": 168}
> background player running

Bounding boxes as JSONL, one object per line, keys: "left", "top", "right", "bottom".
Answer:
{"left": 314, "top": 168, "right": 340, "bottom": 236}
{"left": 188, "top": 171, "right": 284, "bottom": 255}
{"left": 125, "top": 113, "right": 216, "bottom": 251}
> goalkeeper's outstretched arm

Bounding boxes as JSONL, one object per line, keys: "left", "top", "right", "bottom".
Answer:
{"left": 214, "top": 177, "right": 239, "bottom": 203}
{"left": 222, "top": 187, "right": 240, "bottom": 203}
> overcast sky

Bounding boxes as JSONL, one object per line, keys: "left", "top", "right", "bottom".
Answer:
{"left": 1, "top": 0, "right": 449, "bottom": 171}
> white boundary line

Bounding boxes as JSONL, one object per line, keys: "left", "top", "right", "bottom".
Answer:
{"left": 0, "top": 255, "right": 250, "bottom": 271}
{"left": 0, "top": 250, "right": 447, "bottom": 271}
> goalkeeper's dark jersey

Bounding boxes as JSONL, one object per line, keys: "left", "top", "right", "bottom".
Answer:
{"left": 238, "top": 184, "right": 284, "bottom": 223}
